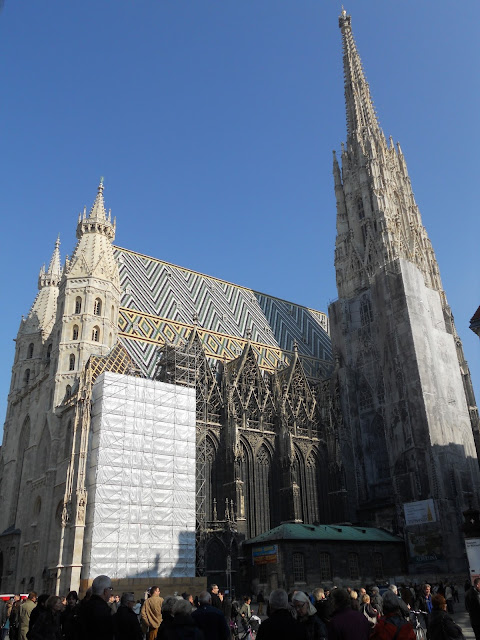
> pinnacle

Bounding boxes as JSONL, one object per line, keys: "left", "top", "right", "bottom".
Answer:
{"left": 88, "top": 177, "right": 107, "bottom": 221}
{"left": 47, "top": 235, "right": 62, "bottom": 277}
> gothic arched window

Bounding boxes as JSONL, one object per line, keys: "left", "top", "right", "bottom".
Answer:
{"left": 46, "top": 344, "right": 52, "bottom": 360}
{"left": 69, "top": 354, "right": 75, "bottom": 371}
{"left": 111, "top": 305, "right": 115, "bottom": 322}
{"left": 72, "top": 325, "right": 79, "bottom": 340}
{"left": 27, "top": 343, "right": 34, "bottom": 359}
{"left": 204, "top": 436, "right": 217, "bottom": 523}
{"left": 373, "top": 552, "right": 384, "bottom": 579}
{"left": 306, "top": 451, "right": 320, "bottom": 524}
{"left": 64, "top": 420, "right": 73, "bottom": 459}
{"left": 357, "top": 197, "right": 365, "bottom": 220}
{"left": 255, "top": 445, "right": 272, "bottom": 535}
{"left": 74, "top": 297, "right": 82, "bottom": 314}
{"left": 239, "top": 441, "right": 252, "bottom": 538}
{"left": 24, "top": 369, "right": 31, "bottom": 386}
{"left": 92, "top": 327, "right": 100, "bottom": 342}
{"left": 360, "top": 295, "right": 373, "bottom": 326}
{"left": 65, "top": 385, "right": 72, "bottom": 398}
{"left": 94, "top": 298, "right": 102, "bottom": 316}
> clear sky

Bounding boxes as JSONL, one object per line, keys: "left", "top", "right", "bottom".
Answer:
{"left": 0, "top": 1, "right": 478, "bottom": 424}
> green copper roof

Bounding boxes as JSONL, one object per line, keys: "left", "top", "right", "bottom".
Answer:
{"left": 245, "top": 523, "right": 403, "bottom": 545}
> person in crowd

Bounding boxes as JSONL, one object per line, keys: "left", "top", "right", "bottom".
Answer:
{"left": 415, "top": 583, "right": 433, "bottom": 629}
{"left": 239, "top": 596, "right": 252, "bottom": 621}
{"left": 78, "top": 574, "right": 114, "bottom": 640}
{"left": 313, "top": 588, "right": 330, "bottom": 623}
{"left": 445, "top": 584, "right": 454, "bottom": 614}
{"left": 113, "top": 592, "right": 142, "bottom": 640}
{"left": 191, "top": 591, "right": 229, "bottom": 640}
{"left": 292, "top": 591, "right": 327, "bottom": 640}
{"left": 162, "top": 599, "right": 204, "bottom": 640}
{"left": 388, "top": 585, "right": 410, "bottom": 620}
{"left": 328, "top": 588, "right": 370, "bottom": 640}
{"left": 427, "top": 594, "right": 463, "bottom": 640}
{"left": 29, "top": 594, "right": 49, "bottom": 634}
{"left": 28, "top": 595, "right": 64, "bottom": 640}
{"left": 20, "top": 592, "right": 37, "bottom": 640}
{"left": 400, "top": 585, "right": 414, "bottom": 609}
{"left": 2, "top": 596, "right": 19, "bottom": 640}
{"left": 141, "top": 586, "right": 164, "bottom": 640}
{"left": 257, "top": 591, "right": 265, "bottom": 616}
{"left": 61, "top": 591, "right": 79, "bottom": 640}
{"left": 371, "top": 587, "right": 383, "bottom": 616}
{"left": 157, "top": 597, "right": 180, "bottom": 640}
{"left": 219, "top": 590, "right": 231, "bottom": 621}
{"left": 360, "top": 594, "right": 378, "bottom": 627}
{"left": 349, "top": 590, "right": 360, "bottom": 611}
{"left": 209, "top": 585, "right": 222, "bottom": 611}
{"left": 256, "top": 589, "right": 300, "bottom": 640}
{"left": 107, "top": 593, "right": 117, "bottom": 615}
{"left": 465, "top": 577, "right": 480, "bottom": 640}
{"left": 371, "top": 591, "right": 415, "bottom": 640}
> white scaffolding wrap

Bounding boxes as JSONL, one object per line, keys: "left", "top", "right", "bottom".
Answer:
{"left": 82, "top": 372, "right": 196, "bottom": 580}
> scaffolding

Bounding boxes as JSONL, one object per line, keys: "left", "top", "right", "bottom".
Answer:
{"left": 155, "top": 337, "right": 210, "bottom": 577}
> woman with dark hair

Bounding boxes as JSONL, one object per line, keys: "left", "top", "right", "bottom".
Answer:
{"left": 428, "top": 594, "right": 464, "bottom": 640}
{"left": 28, "top": 595, "right": 50, "bottom": 634}
{"left": 61, "top": 591, "right": 80, "bottom": 640}
{"left": 27, "top": 595, "right": 64, "bottom": 640}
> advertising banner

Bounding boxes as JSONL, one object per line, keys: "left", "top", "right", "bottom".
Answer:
{"left": 407, "top": 531, "right": 443, "bottom": 564}
{"left": 465, "top": 538, "right": 480, "bottom": 583}
{"left": 252, "top": 545, "right": 278, "bottom": 565}
{"left": 404, "top": 499, "right": 436, "bottom": 526}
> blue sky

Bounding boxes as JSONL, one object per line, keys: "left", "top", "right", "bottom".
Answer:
{"left": 0, "top": 1, "right": 478, "bottom": 423}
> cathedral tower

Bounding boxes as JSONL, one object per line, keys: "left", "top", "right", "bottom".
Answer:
{"left": 329, "top": 10, "right": 480, "bottom": 572}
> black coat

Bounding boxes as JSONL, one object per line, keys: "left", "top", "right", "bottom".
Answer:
{"left": 466, "top": 587, "right": 480, "bottom": 626}
{"left": 162, "top": 614, "right": 204, "bottom": 640}
{"left": 27, "top": 610, "right": 62, "bottom": 640}
{"left": 428, "top": 609, "right": 464, "bottom": 640}
{"left": 256, "top": 608, "right": 306, "bottom": 640}
{"left": 191, "top": 604, "right": 229, "bottom": 640}
{"left": 78, "top": 595, "right": 114, "bottom": 640}
{"left": 113, "top": 605, "right": 143, "bottom": 640}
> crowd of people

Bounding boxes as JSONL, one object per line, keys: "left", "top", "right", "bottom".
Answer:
{"left": 1, "top": 576, "right": 479, "bottom": 640}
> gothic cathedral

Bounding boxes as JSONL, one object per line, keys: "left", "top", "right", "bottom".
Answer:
{"left": 0, "top": 11, "right": 478, "bottom": 594}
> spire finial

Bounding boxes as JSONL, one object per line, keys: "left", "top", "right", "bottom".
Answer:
{"left": 340, "top": 9, "right": 382, "bottom": 142}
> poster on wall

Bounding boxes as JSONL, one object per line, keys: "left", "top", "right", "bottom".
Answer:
{"left": 252, "top": 545, "right": 278, "bottom": 565}
{"left": 465, "top": 538, "right": 480, "bottom": 583}
{"left": 407, "top": 531, "right": 443, "bottom": 564}
{"left": 404, "top": 499, "right": 437, "bottom": 526}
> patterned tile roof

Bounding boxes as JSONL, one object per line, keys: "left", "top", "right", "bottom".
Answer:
{"left": 114, "top": 246, "right": 332, "bottom": 379}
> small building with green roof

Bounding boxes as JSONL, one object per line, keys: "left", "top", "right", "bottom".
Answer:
{"left": 243, "top": 523, "right": 406, "bottom": 593}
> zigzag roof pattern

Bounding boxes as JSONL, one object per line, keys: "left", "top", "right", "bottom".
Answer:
{"left": 114, "top": 246, "right": 332, "bottom": 378}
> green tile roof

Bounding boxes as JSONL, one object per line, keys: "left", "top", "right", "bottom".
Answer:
{"left": 244, "top": 523, "right": 404, "bottom": 545}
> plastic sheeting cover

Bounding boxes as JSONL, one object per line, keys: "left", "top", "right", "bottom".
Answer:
{"left": 82, "top": 372, "right": 196, "bottom": 580}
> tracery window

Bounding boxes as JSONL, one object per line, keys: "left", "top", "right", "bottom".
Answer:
{"left": 357, "top": 197, "right": 365, "bottom": 220}
{"left": 92, "top": 327, "right": 100, "bottom": 342}
{"left": 24, "top": 369, "right": 30, "bottom": 386}
{"left": 65, "top": 385, "right": 72, "bottom": 398}
{"left": 359, "top": 385, "right": 373, "bottom": 412}
{"left": 69, "top": 354, "right": 75, "bottom": 371}
{"left": 292, "top": 552, "right": 305, "bottom": 582}
{"left": 94, "top": 298, "right": 102, "bottom": 316}
{"left": 255, "top": 445, "right": 271, "bottom": 534}
{"left": 75, "top": 297, "right": 82, "bottom": 314}
{"left": 204, "top": 436, "right": 217, "bottom": 522}
{"left": 348, "top": 552, "right": 359, "bottom": 580}
{"left": 306, "top": 452, "right": 320, "bottom": 524}
{"left": 27, "top": 343, "right": 34, "bottom": 359}
{"left": 319, "top": 552, "right": 332, "bottom": 581}
{"left": 72, "top": 325, "right": 79, "bottom": 340}
{"left": 360, "top": 295, "right": 373, "bottom": 326}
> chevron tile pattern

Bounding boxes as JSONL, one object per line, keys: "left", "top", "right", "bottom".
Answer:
{"left": 114, "top": 247, "right": 333, "bottom": 379}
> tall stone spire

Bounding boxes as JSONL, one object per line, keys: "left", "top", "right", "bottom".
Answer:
{"left": 39, "top": 235, "right": 62, "bottom": 288}
{"left": 339, "top": 8, "right": 382, "bottom": 145}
